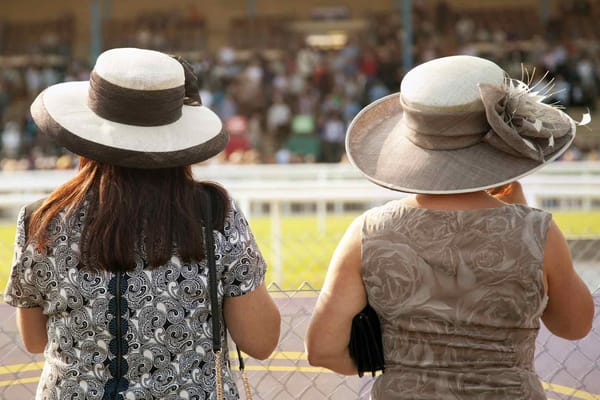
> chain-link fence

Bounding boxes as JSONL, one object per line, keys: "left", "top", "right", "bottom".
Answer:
{"left": 1, "top": 287, "right": 599, "bottom": 399}
{"left": 0, "top": 238, "right": 599, "bottom": 399}
{"left": 248, "top": 283, "right": 600, "bottom": 400}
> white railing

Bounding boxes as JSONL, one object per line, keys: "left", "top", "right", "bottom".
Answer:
{"left": 2, "top": 162, "right": 600, "bottom": 282}
{"left": 2, "top": 162, "right": 600, "bottom": 214}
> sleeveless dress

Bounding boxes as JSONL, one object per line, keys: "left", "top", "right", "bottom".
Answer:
{"left": 361, "top": 201, "right": 551, "bottom": 400}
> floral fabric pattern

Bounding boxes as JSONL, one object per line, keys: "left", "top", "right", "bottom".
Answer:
{"left": 5, "top": 198, "right": 265, "bottom": 400}
{"left": 361, "top": 202, "right": 551, "bottom": 400}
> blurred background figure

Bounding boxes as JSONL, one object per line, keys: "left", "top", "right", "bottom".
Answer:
{"left": 1, "top": 0, "right": 599, "bottom": 169}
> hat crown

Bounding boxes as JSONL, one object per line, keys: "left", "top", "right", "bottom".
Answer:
{"left": 401, "top": 55, "right": 504, "bottom": 112}
{"left": 94, "top": 48, "right": 185, "bottom": 90}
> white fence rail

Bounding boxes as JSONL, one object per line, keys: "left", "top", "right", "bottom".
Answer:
{"left": 1, "top": 162, "right": 600, "bottom": 215}
{"left": 1, "top": 162, "right": 600, "bottom": 286}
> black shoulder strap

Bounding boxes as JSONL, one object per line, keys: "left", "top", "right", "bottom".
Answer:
{"left": 199, "top": 187, "right": 246, "bottom": 373}
{"left": 199, "top": 189, "right": 222, "bottom": 353}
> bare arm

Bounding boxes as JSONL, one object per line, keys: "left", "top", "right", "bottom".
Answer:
{"left": 223, "top": 283, "right": 280, "bottom": 360}
{"left": 16, "top": 307, "right": 48, "bottom": 353}
{"left": 490, "top": 182, "right": 594, "bottom": 339}
{"left": 305, "top": 216, "right": 367, "bottom": 375}
{"left": 541, "top": 221, "right": 594, "bottom": 340}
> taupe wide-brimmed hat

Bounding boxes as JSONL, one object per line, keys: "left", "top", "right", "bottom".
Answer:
{"left": 31, "top": 48, "right": 228, "bottom": 168}
{"left": 346, "top": 55, "right": 586, "bottom": 194}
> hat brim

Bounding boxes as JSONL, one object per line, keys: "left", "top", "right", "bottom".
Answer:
{"left": 346, "top": 93, "right": 576, "bottom": 194}
{"left": 31, "top": 81, "right": 228, "bottom": 168}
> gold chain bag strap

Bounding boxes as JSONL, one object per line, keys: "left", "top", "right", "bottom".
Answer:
{"left": 201, "top": 190, "right": 253, "bottom": 400}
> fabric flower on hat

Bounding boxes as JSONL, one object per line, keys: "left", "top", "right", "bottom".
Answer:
{"left": 480, "top": 75, "right": 590, "bottom": 162}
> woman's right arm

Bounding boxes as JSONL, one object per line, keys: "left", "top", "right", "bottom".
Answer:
{"left": 16, "top": 307, "right": 48, "bottom": 353}
{"left": 223, "top": 284, "right": 280, "bottom": 360}
{"left": 490, "top": 181, "right": 594, "bottom": 340}
{"left": 218, "top": 199, "right": 280, "bottom": 360}
{"left": 541, "top": 221, "right": 594, "bottom": 340}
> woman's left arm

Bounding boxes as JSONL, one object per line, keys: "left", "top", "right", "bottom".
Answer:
{"left": 305, "top": 215, "right": 367, "bottom": 375}
{"left": 16, "top": 307, "right": 48, "bottom": 353}
{"left": 5, "top": 206, "right": 48, "bottom": 354}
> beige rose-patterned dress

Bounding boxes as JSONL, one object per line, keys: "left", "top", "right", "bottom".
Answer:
{"left": 361, "top": 201, "right": 551, "bottom": 400}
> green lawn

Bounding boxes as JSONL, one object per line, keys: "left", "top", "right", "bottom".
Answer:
{"left": 1, "top": 211, "right": 599, "bottom": 293}
{"left": 0, "top": 224, "right": 14, "bottom": 297}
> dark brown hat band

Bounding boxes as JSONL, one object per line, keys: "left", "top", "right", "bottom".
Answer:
{"left": 87, "top": 71, "right": 185, "bottom": 126}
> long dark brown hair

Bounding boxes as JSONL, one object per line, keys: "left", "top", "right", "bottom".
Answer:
{"left": 27, "top": 157, "right": 229, "bottom": 272}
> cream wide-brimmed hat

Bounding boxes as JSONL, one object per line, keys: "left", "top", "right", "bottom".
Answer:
{"left": 346, "top": 55, "right": 585, "bottom": 194}
{"left": 31, "top": 48, "right": 228, "bottom": 168}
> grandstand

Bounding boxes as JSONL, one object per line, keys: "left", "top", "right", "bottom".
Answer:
{"left": 1, "top": 0, "right": 600, "bottom": 168}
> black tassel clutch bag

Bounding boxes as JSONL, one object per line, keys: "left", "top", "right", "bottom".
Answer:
{"left": 348, "top": 303, "right": 385, "bottom": 377}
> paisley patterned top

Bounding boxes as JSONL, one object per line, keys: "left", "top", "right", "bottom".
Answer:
{"left": 5, "top": 198, "right": 265, "bottom": 400}
{"left": 361, "top": 202, "right": 551, "bottom": 400}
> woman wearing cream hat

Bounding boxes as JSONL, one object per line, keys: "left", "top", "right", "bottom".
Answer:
{"left": 306, "top": 55, "right": 594, "bottom": 399}
{"left": 5, "top": 48, "right": 280, "bottom": 400}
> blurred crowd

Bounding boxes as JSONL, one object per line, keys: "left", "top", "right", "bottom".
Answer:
{"left": 1, "top": 0, "right": 599, "bottom": 171}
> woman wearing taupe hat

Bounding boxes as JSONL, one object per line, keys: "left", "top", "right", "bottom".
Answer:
{"left": 4, "top": 48, "right": 280, "bottom": 400}
{"left": 306, "top": 55, "right": 594, "bottom": 399}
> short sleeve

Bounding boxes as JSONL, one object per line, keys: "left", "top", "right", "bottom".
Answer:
{"left": 3, "top": 207, "right": 44, "bottom": 308}
{"left": 219, "top": 199, "right": 266, "bottom": 297}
